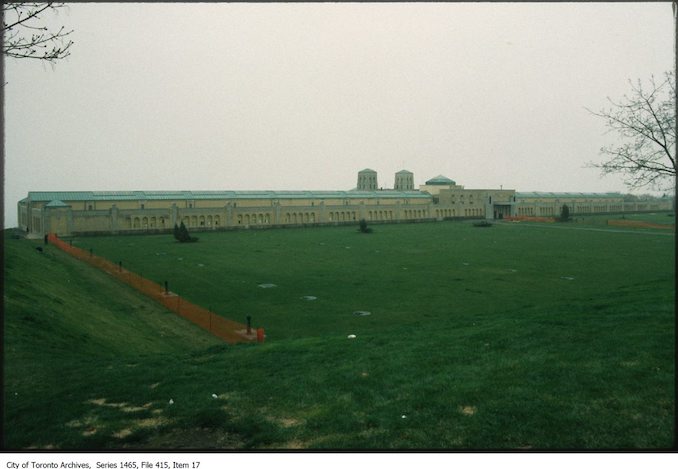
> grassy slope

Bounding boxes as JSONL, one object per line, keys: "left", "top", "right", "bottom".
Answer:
{"left": 3, "top": 218, "right": 675, "bottom": 449}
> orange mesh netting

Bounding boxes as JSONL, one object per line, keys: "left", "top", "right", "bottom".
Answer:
{"left": 47, "top": 233, "right": 259, "bottom": 344}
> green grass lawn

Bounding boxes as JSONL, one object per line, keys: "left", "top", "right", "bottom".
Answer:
{"left": 3, "top": 216, "right": 675, "bottom": 449}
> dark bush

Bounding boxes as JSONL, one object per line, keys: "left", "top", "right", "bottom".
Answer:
{"left": 558, "top": 204, "right": 571, "bottom": 222}
{"left": 358, "top": 219, "right": 372, "bottom": 233}
{"left": 472, "top": 220, "right": 493, "bottom": 228}
{"left": 174, "top": 221, "right": 198, "bottom": 242}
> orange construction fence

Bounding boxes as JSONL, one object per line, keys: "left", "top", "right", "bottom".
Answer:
{"left": 47, "top": 233, "right": 261, "bottom": 344}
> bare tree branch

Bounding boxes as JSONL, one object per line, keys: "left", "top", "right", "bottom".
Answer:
{"left": 2, "top": 2, "right": 74, "bottom": 63}
{"left": 586, "top": 72, "right": 676, "bottom": 191}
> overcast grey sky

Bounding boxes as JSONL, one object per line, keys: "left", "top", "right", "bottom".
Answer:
{"left": 3, "top": 2, "right": 675, "bottom": 227}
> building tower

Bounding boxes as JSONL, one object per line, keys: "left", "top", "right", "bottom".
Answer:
{"left": 357, "top": 169, "right": 378, "bottom": 191}
{"left": 394, "top": 170, "right": 414, "bottom": 191}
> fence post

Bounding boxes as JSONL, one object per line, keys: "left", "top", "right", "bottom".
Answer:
{"left": 247, "top": 315, "right": 252, "bottom": 335}
{"left": 118, "top": 261, "right": 122, "bottom": 272}
{"left": 164, "top": 281, "right": 168, "bottom": 294}
{"left": 89, "top": 248, "right": 93, "bottom": 257}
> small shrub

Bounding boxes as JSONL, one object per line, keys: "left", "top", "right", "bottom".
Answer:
{"left": 358, "top": 219, "right": 373, "bottom": 233}
{"left": 558, "top": 204, "right": 571, "bottom": 222}
{"left": 174, "top": 222, "right": 199, "bottom": 243}
{"left": 473, "top": 220, "right": 493, "bottom": 228}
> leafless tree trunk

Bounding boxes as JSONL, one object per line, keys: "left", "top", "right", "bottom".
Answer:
{"left": 587, "top": 72, "right": 676, "bottom": 192}
{"left": 3, "top": 3, "right": 74, "bottom": 62}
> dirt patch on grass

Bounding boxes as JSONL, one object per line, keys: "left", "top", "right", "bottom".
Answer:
{"left": 112, "top": 416, "right": 170, "bottom": 440}
{"left": 274, "top": 439, "right": 306, "bottom": 449}
{"left": 459, "top": 405, "right": 477, "bottom": 416}
{"left": 26, "top": 444, "right": 58, "bottom": 449}
{"left": 87, "top": 398, "right": 153, "bottom": 413}
{"left": 113, "top": 428, "right": 134, "bottom": 439}
{"left": 141, "top": 427, "right": 243, "bottom": 449}
{"left": 276, "top": 417, "right": 302, "bottom": 428}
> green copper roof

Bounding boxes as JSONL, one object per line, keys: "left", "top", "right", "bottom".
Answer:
{"left": 396, "top": 169, "right": 413, "bottom": 174}
{"left": 515, "top": 192, "right": 623, "bottom": 199}
{"left": 425, "top": 175, "right": 456, "bottom": 185}
{"left": 27, "top": 190, "right": 431, "bottom": 202}
{"left": 45, "top": 200, "right": 70, "bottom": 207}
{"left": 358, "top": 168, "right": 377, "bottom": 173}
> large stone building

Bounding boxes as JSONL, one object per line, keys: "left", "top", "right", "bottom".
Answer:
{"left": 17, "top": 169, "right": 672, "bottom": 237}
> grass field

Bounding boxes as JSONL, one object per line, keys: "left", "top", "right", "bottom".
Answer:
{"left": 3, "top": 214, "right": 675, "bottom": 449}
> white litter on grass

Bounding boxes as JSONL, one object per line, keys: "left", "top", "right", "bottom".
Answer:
{"left": 177, "top": 258, "right": 183, "bottom": 261}
{"left": 198, "top": 263, "right": 204, "bottom": 267}
{"left": 508, "top": 269, "right": 518, "bottom": 272}
{"left": 462, "top": 262, "right": 470, "bottom": 266}
{"left": 347, "top": 334, "right": 357, "bottom": 339}
{"left": 258, "top": 283, "right": 277, "bottom": 288}
{"left": 353, "top": 311, "right": 371, "bottom": 316}
{"left": 168, "top": 399, "right": 174, "bottom": 405}
{"left": 211, "top": 394, "right": 218, "bottom": 399}
{"left": 560, "top": 276, "right": 575, "bottom": 280}
{"left": 345, "top": 246, "right": 351, "bottom": 249}
{"left": 401, "top": 415, "right": 407, "bottom": 419}
{"left": 302, "top": 296, "right": 317, "bottom": 301}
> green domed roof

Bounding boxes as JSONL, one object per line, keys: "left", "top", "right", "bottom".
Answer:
{"left": 425, "top": 175, "right": 456, "bottom": 185}
{"left": 359, "top": 168, "right": 377, "bottom": 173}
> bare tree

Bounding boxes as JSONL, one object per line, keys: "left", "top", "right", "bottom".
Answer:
{"left": 3, "top": 2, "right": 74, "bottom": 62}
{"left": 587, "top": 72, "right": 675, "bottom": 191}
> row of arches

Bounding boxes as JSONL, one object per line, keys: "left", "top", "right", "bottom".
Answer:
{"left": 328, "top": 211, "right": 356, "bottom": 222}
{"left": 367, "top": 210, "right": 392, "bottom": 221}
{"left": 464, "top": 208, "right": 484, "bottom": 217}
{"left": 435, "top": 209, "right": 454, "bottom": 218}
{"left": 403, "top": 209, "right": 428, "bottom": 219}
{"left": 132, "top": 216, "right": 168, "bottom": 229}
{"left": 130, "top": 215, "right": 224, "bottom": 230}
{"left": 125, "top": 205, "right": 507, "bottom": 231}
{"left": 181, "top": 215, "right": 221, "bottom": 228}
{"left": 237, "top": 213, "right": 271, "bottom": 225}
{"left": 285, "top": 212, "right": 317, "bottom": 224}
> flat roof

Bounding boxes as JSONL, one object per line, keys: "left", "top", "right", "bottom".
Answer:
{"left": 515, "top": 192, "right": 623, "bottom": 199}
{"left": 26, "top": 190, "right": 432, "bottom": 202}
